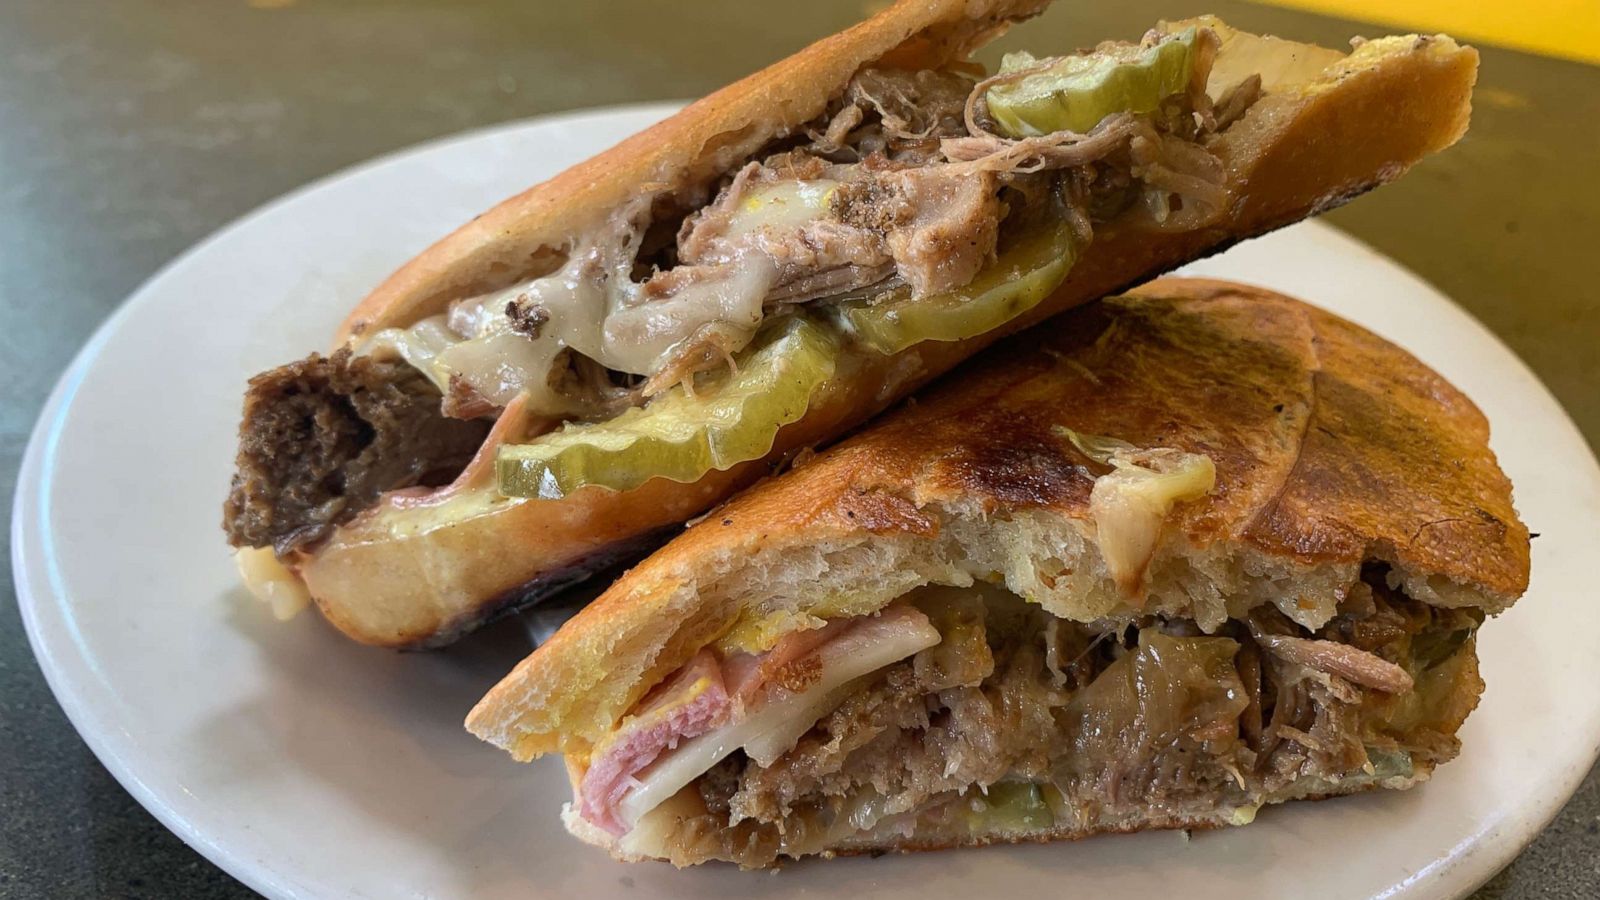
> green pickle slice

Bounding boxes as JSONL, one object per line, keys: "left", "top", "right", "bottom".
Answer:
{"left": 838, "top": 214, "right": 1079, "bottom": 356}
{"left": 495, "top": 315, "right": 837, "bottom": 499}
{"left": 986, "top": 28, "right": 1197, "bottom": 137}
{"left": 970, "top": 782, "right": 1056, "bottom": 833}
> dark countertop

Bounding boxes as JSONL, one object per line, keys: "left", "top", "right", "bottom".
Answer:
{"left": 1, "top": 1, "right": 1595, "bottom": 896}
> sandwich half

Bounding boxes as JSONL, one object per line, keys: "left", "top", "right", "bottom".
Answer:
{"left": 467, "top": 278, "right": 1530, "bottom": 866}
{"left": 223, "top": 1, "right": 1480, "bottom": 647}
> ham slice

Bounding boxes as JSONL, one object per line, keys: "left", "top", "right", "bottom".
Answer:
{"left": 387, "top": 392, "right": 543, "bottom": 510}
{"left": 721, "top": 615, "right": 856, "bottom": 703}
{"left": 579, "top": 604, "right": 941, "bottom": 835}
{"left": 578, "top": 650, "right": 731, "bottom": 835}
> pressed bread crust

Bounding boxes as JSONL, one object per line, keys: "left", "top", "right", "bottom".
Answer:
{"left": 297, "top": 5, "right": 1479, "bottom": 646}
{"left": 467, "top": 280, "right": 1527, "bottom": 765}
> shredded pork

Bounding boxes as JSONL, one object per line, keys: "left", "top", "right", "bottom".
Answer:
{"left": 229, "top": 29, "right": 1260, "bottom": 542}
{"left": 622, "top": 574, "right": 1481, "bottom": 866}
{"left": 632, "top": 28, "right": 1240, "bottom": 392}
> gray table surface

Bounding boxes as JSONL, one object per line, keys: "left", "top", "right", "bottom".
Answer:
{"left": 2, "top": 0, "right": 1596, "bottom": 897}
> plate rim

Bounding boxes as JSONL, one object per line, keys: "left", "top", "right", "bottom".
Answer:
{"left": 12, "top": 103, "right": 1599, "bottom": 900}
{"left": 10, "top": 101, "right": 686, "bottom": 900}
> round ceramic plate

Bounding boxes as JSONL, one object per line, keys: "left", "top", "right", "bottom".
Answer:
{"left": 15, "top": 103, "right": 1600, "bottom": 900}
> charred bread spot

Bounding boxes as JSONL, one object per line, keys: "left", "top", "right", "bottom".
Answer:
{"left": 932, "top": 408, "right": 1094, "bottom": 513}
{"left": 824, "top": 486, "right": 939, "bottom": 536}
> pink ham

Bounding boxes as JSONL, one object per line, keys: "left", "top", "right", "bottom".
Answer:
{"left": 720, "top": 616, "right": 855, "bottom": 703}
{"left": 578, "top": 604, "right": 939, "bottom": 834}
{"left": 577, "top": 624, "right": 844, "bottom": 834}
{"left": 577, "top": 650, "right": 731, "bottom": 835}
{"left": 387, "top": 392, "right": 549, "bottom": 510}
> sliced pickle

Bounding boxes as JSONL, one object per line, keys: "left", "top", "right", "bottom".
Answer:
{"left": 971, "top": 782, "right": 1056, "bottom": 833}
{"left": 986, "top": 28, "right": 1197, "bottom": 138}
{"left": 838, "top": 215, "right": 1078, "bottom": 356}
{"left": 495, "top": 316, "right": 837, "bottom": 498}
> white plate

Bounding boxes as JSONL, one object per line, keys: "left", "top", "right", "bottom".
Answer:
{"left": 14, "top": 103, "right": 1600, "bottom": 900}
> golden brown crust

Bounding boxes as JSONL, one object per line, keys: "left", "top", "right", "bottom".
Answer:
{"left": 467, "top": 280, "right": 1528, "bottom": 758}
{"left": 816, "top": 279, "right": 1530, "bottom": 592}
{"left": 307, "top": 21, "right": 1481, "bottom": 648}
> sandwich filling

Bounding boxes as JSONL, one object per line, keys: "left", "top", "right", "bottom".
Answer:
{"left": 579, "top": 574, "right": 1483, "bottom": 866}
{"left": 226, "top": 19, "right": 1345, "bottom": 554}
{"left": 367, "top": 26, "right": 1236, "bottom": 416}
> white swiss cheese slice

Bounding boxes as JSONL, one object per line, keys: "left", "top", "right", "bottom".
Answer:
{"left": 615, "top": 608, "right": 939, "bottom": 829}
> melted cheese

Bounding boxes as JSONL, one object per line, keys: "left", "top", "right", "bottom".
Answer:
{"left": 725, "top": 180, "right": 839, "bottom": 240}
{"left": 235, "top": 547, "right": 311, "bottom": 620}
{"left": 361, "top": 181, "right": 837, "bottom": 419}
{"left": 613, "top": 610, "right": 940, "bottom": 829}
{"left": 1089, "top": 448, "right": 1215, "bottom": 595}
{"left": 601, "top": 255, "right": 776, "bottom": 373}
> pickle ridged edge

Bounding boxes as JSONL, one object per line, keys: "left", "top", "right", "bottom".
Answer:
{"left": 495, "top": 316, "right": 838, "bottom": 499}
{"left": 840, "top": 217, "right": 1079, "bottom": 356}
{"left": 988, "top": 29, "right": 1197, "bottom": 138}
